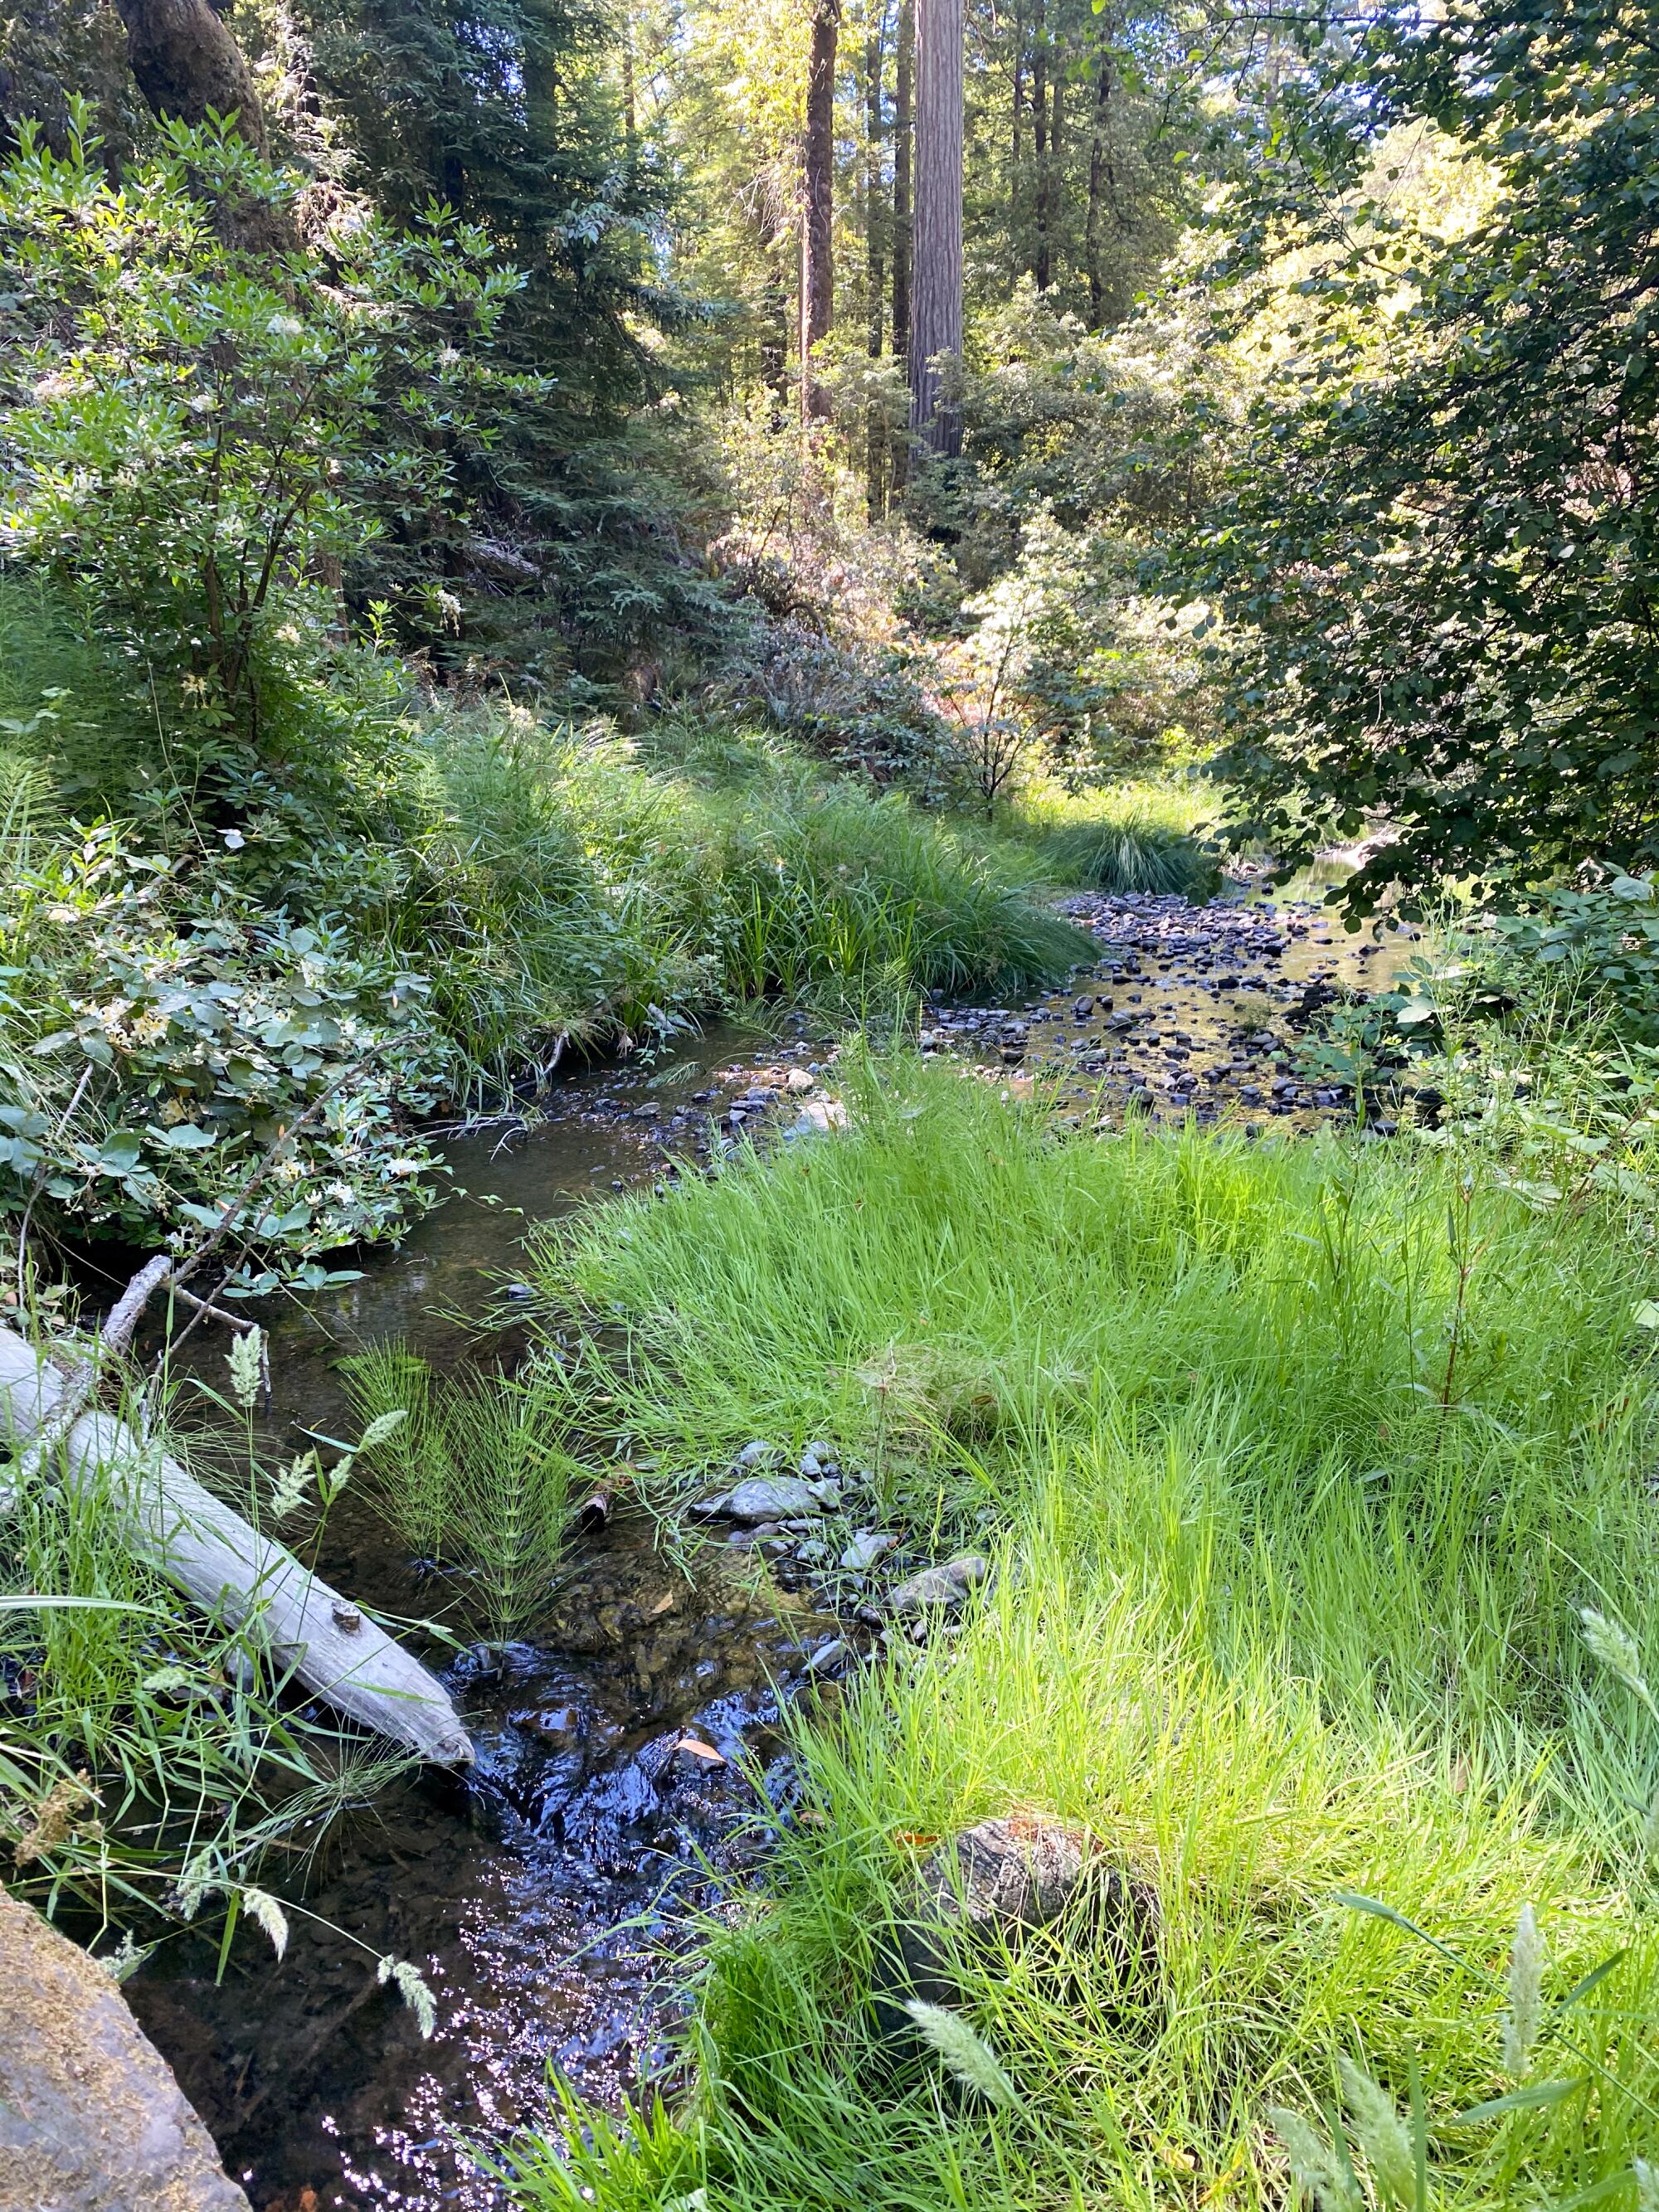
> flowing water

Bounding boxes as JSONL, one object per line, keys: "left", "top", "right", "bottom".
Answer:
{"left": 124, "top": 881, "right": 1418, "bottom": 2211}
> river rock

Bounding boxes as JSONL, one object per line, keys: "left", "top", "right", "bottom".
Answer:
{"left": 789, "top": 1097, "right": 849, "bottom": 1138}
{"left": 888, "top": 1554, "right": 989, "bottom": 1615}
{"left": 872, "top": 1813, "right": 1097, "bottom": 2039}
{"left": 733, "top": 1440, "right": 782, "bottom": 1470}
{"left": 0, "top": 1887, "right": 250, "bottom": 2210}
{"left": 840, "top": 1529, "right": 898, "bottom": 1573}
{"left": 725, "top": 1476, "right": 824, "bottom": 1522}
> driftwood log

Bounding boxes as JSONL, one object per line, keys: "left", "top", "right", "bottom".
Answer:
{"left": 0, "top": 1327, "right": 472, "bottom": 1765}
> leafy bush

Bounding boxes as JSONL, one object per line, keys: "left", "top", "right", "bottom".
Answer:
{"left": 0, "top": 801, "right": 450, "bottom": 1280}
{"left": 0, "top": 105, "right": 520, "bottom": 758}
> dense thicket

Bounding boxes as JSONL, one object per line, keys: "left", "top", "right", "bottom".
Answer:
{"left": 1187, "top": 0, "right": 1659, "bottom": 912}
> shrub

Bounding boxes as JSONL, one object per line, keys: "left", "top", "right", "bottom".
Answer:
{"left": 0, "top": 105, "right": 520, "bottom": 761}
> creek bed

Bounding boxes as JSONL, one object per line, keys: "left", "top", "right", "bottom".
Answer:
{"left": 125, "top": 880, "right": 1414, "bottom": 2210}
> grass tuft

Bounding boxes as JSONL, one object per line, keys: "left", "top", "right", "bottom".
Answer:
{"left": 496, "top": 1057, "right": 1659, "bottom": 2210}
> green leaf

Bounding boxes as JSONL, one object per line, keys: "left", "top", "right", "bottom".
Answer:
{"left": 153, "top": 1122, "right": 217, "bottom": 1150}
{"left": 1447, "top": 2079, "right": 1584, "bottom": 2127}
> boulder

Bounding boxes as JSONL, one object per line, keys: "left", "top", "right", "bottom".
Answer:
{"left": 0, "top": 1887, "right": 250, "bottom": 2210}
{"left": 873, "top": 1813, "right": 1145, "bottom": 2043}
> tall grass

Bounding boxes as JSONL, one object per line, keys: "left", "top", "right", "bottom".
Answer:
{"left": 997, "top": 776, "right": 1223, "bottom": 897}
{"left": 499, "top": 1060, "right": 1659, "bottom": 2209}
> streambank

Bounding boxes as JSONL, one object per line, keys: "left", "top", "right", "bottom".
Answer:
{"left": 117, "top": 878, "right": 1415, "bottom": 2210}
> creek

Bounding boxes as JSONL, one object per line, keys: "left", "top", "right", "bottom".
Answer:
{"left": 124, "top": 882, "right": 1413, "bottom": 2212}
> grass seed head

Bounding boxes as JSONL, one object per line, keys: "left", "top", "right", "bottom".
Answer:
{"left": 1336, "top": 2057, "right": 1417, "bottom": 2208}
{"left": 1502, "top": 1902, "right": 1546, "bottom": 2080}
{"left": 903, "top": 1999, "right": 1024, "bottom": 2112}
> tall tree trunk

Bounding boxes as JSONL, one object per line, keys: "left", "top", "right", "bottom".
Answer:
{"left": 800, "top": 0, "right": 840, "bottom": 423}
{"left": 908, "top": 0, "right": 962, "bottom": 455}
{"left": 1011, "top": 0, "right": 1023, "bottom": 173}
{"left": 893, "top": 0, "right": 912, "bottom": 367}
{"left": 760, "top": 195, "right": 793, "bottom": 421}
{"left": 112, "top": 0, "right": 265, "bottom": 149}
{"left": 1030, "top": 0, "right": 1048, "bottom": 290}
{"left": 866, "top": 7, "right": 888, "bottom": 517}
{"left": 1085, "top": 38, "right": 1112, "bottom": 326}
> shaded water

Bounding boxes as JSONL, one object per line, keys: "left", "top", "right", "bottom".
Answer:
{"left": 128, "top": 1020, "right": 845, "bottom": 2212}
{"left": 126, "top": 879, "right": 1417, "bottom": 2210}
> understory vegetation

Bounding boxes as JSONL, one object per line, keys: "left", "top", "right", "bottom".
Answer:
{"left": 5, "top": 0, "right": 1659, "bottom": 2205}
{"left": 498, "top": 1058, "right": 1659, "bottom": 2210}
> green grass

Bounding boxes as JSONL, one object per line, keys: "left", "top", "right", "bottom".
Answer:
{"left": 498, "top": 1058, "right": 1659, "bottom": 2210}
{"left": 996, "top": 777, "right": 1224, "bottom": 898}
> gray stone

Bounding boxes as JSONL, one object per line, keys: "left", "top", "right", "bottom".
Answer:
{"left": 724, "top": 1476, "right": 823, "bottom": 1522}
{"left": 805, "top": 1639, "right": 849, "bottom": 1676}
{"left": 888, "top": 1554, "right": 989, "bottom": 1616}
{"left": 0, "top": 1887, "right": 250, "bottom": 2210}
{"left": 873, "top": 1815, "right": 1148, "bottom": 2049}
{"left": 733, "top": 1440, "right": 782, "bottom": 1470}
{"left": 840, "top": 1529, "right": 898, "bottom": 1573}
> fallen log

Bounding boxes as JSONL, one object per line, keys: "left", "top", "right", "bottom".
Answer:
{"left": 0, "top": 1325, "right": 472, "bottom": 1766}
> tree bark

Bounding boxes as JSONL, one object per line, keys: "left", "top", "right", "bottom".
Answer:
{"left": 1086, "top": 36, "right": 1113, "bottom": 326}
{"left": 893, "top": 0, "right": 912, "bottom": 370}
{"left": 111, "top": 0, "right": 266, "bottom": 150}
{"left": 909, "top": 0, "right": 962, "bottom": 455}
{"left": 865, "top": 10, "right": 888, "bottom": 518}
{"left": 1030, "top": 0, "right": 1048, "bottom": 290}
{"left": 800, "top": 0, "right": 840, "bottom": 423}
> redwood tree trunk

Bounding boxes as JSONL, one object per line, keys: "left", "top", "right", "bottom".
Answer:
{"left": 892, "top": 0, "right": 912, "bottom": 369}
{"left": 800, "top": 0, "right": 840, "bottom": 423}
{"left": 112, "top": 0, "right": 266, "bottom": 149}
{"left": 1086, "top": 38, "right": 1113, "bottom": 325}
{"left": 1030, "top": 0, "right": 1048, "bottom": 290}
{"left": 865, "top": 12, "right": 887, "bottom": 517}
{"left": 908, "top": 0, "right": 962, "bottom": 455}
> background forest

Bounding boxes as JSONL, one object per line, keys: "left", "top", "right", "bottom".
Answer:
{"left": 6, "top": 4, "right": 1659, "bottom": 2209}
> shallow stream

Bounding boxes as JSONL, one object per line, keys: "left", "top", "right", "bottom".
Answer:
{"left": 124, "top": 882, "right": 1416, "bottom": 2211}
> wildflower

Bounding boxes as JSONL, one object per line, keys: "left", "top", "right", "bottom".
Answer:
{"left": 1502, "top": 1903, "right": 1546, "bottom": 2079}
{"left": 227, "top": 1325, "right": 264, "bottom": 1410}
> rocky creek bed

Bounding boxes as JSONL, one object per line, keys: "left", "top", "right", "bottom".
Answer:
{"left": 116, "top": 876, "right": 1412, "bottom": 2210}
